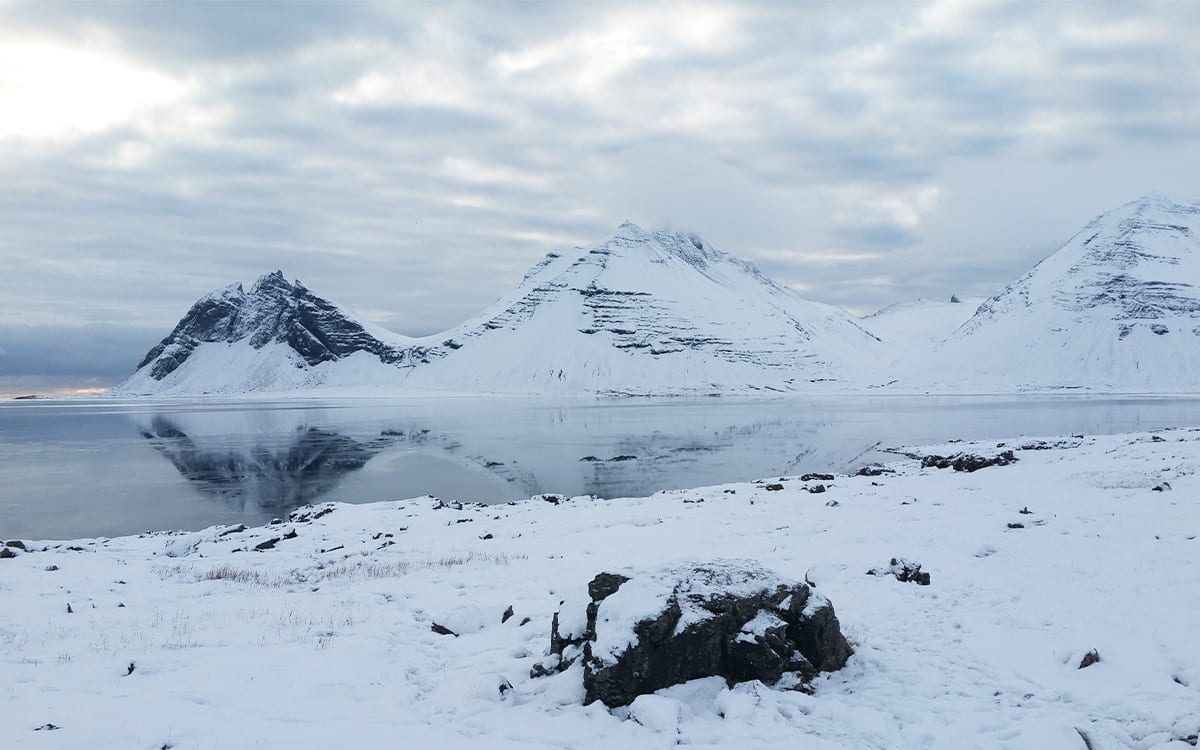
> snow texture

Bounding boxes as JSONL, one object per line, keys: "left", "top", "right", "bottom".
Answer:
{"left": 3, "top": 428, "right": 1199, "bottom": 748}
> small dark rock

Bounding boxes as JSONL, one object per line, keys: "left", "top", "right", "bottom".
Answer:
{"left": 519, "top": 617, "right": 531, "bottom": 626}
{"left": 807, "top": 484, "right": 826, "bottom": 494}
{"left": 868, "top": 558, "right": 930, "bottom": 585}
{"left": 0, "top": 548, "right": 15, "bottom": 559}
{"left": 218, "top": 524, "right": 247, "bottom": 536}
{"left": 431, "top": 622, "right": 458, "bottom": 637}
{"left": 764, "top": 483, "right": 785, "bottom": 491}
{"left": 542, "top": 495, "right": 561, "bottom": 505}
{"left": 481, "top": 533, "right": 494, "bottom": 540}
{"left": 254, "top": 538, "right": 280, "bottom": 551}
{"left": 282, "top": 529, "right": 298, "bottom": 540}
{"left": 1078, "top": 650, "right": 1100, "bottom": 669}
{"left": 502, "top": 605, "right": 514, "bottom": 624}
{"left": 66, "top": 603, "right": 73, "bottom": 614}
{"left": 1008, "top": 523, "right": 1025, "bottom": 529}
{"left": 609, "top": 455, "right": 638, "bottom": 462}
{"left": 5, "top": 540, "right": 27, "bottom": 550}
{"left": 125, "top": 662, "right": 136, "bottom": 676}
{"left": 1019, "top": 506, "right": 1033, "bottom": 515}
{"left": 34, "top": 724, "right": 61, "bottom": 731}
{"left": 856, "top": 465, "right": 891, "bottom": 477}
{"left": 45, "top": 565, "right": 59, "bottom": 571}
{"left": 269, "top": 518, "right": 282, "bottom": 525}
{"left": 1152, "top": 482, "right": 1172, "bottom": 492}
{"left": 800, "top": 473, "right": 834, "bottom": 482}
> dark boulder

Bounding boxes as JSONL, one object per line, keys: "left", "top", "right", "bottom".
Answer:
{"left": 534, "top": 561, "right": 853, "bottom": 707}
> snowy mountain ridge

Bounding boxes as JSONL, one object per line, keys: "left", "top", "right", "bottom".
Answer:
{"left": 119, "top": 224, "right": 882, "bottom": 396}
{"left": 119, "top": 194, "right": 1200, "bottom": 396}
{"left": 903, "top": 193, "right": 1200, "bottom": 392}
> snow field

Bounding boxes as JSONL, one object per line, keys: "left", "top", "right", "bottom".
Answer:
{"left": 2, "top": 430, "right": 1198, "bottom": 748}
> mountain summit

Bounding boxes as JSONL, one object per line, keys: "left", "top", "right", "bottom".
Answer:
{"left": 118, "top": 225, "right": 880, "bottom": 396}
{"left": 903, "top": 193, "right": 1200, "bottom": 391}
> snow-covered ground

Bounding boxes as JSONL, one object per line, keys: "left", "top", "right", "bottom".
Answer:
{"left": 3, "top": 429, "right": 1198, "bottom": 749}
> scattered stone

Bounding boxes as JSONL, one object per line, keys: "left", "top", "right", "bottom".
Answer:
{"left": 1079, "top": 650, "right": 1100, "bottom": 669}
{"left": 856, "top": 465, "right": 892, "bottom": 477}
{"left": 125, "top": 662, "right": 136, "bottom": 676}
{"left": 5, "top": 540, "right": 27, "bottom": 550}
{"left": 807, "top": 484, "right": 826, "bottom": 494}
{"left": 825, "top": 499, "right": 839, "bottom": 507}
{"left": 319, "top": 545, "right": 344, "bottom": 553}
{"left": 519, "top": 617, "right": 531, "bottom": 626}
{"left": 254, "top": 538, "right": 280, "bottom": 551}
{"left": 1019, "top": 506, "right": 1033, "bottom": 515}
{"left": 921, "top": 451, "right": 1017, "bottom": 472}
{"left": 282, "top": 529, "right": 298, "bottom": 540}
{"left": 44, "top": 565, "right": 59, "bottom": 571}
{"left": 290, "top": 505, "right": 335, "bottom": 523}
{"left": 1152, "top": 482, "right": 1172, "bottom": 492}
{"left": 481, "top": 533, "right": 494, "bottom": 540}
{"left": 609, "top": 455, "right": 638, "bottom": 462}
{"left": 67, "top": 546, "right": 84, "bottom": 552}
{"left": 66, "top": 603, "right": 73, "bottom": 614}
{"left": 1008, "top": 522, "right": 1025, "bottom": 529}
{"left": 502, "top": 605, "right": 515, "bottom": 624}
{"left": 269, "top": 518, "right": 282, "bottom": 525}
{"left": 0, "top": 548, "right": 15, "bottom": 559}
{"left": 535, "top": 561, "right": 853, "bottom": 708}
{"left": 800, "top": 473, "right": 834, "bottom": 482}
{"left": 34, "top": 724, "right": 61, "bottom": 731}
{"left": 868, "top": 558, "right": 931, "bottom": 585}
{"left": 764, "top": 483, "right": 785, "bottom": 491}
{"left": 542, "top": 495, "right": 562, "bottom": 505}
{"left": 218, "top": 524, "right": 247, "bottom": 536}
{"left": 579, "top": 456, "right": 600, "bottom": 462}
{"left": 498, "top": 677, "right": 514, "bottom": 695}
{"left": 431, "top": 622, "right": 458, "bottom": 637}
{"left": 723, "top": 489, "right": 736, "bottom": 494}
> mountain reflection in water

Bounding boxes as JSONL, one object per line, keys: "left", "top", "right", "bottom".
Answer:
{"left": 138, "top": 417, "right": 388, "bottom": 513}
{"left": 6, "top": 395, "right": 1199, "bottom": 539}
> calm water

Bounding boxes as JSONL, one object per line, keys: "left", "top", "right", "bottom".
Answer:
{"left": 2, "top": 395, "right": 1198, "bottom": 540}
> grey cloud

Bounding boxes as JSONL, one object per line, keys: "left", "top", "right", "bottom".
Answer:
{"left": 3, "top": 0, "right": 1200, "bottom": 390}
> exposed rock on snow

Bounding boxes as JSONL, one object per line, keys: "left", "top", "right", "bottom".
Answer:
{"left": 868, "top": 558, "right": 931, "bottom": 585}
{"left": 919, "top": 450, "right": 1017, "bottom": 472}
{"left": 538, "top": 562, "right": 853, "bottom": 707}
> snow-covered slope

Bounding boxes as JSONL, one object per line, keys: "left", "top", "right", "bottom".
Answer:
{"left": 862, "top": 297, "right": 984, "bottom": 352}
{"left": 118, "top": 225, "right": 882, "bottom": 396}
{"left": 402, "top": 223, "right": 881, "bottom": 395}
{"left": 896, "top": 194, "right": 1200, "bottom": 392}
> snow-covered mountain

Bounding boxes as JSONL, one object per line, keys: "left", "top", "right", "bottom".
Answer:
{"left": 118, "top": 224, "right": 882, "bottom": 396}
{"left": 897, "top": 194, "right": 1200, "bottom": 392}
{"left": 862, "top": 296, "right": 984, "bottom": 352}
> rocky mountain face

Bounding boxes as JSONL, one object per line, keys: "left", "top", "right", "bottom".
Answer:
{"left": 134, "top": 271, "right": 427, "bottom": 383}
{"left": 900, "top": 194, "right": 1200, "bottom": 391}
{"left": 120, "top": 224, "right": 881, "bottom": 396}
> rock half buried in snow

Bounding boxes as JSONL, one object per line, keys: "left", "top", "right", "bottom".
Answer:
{"left": 536, "top": 561, "right": 853, "bottom": 707}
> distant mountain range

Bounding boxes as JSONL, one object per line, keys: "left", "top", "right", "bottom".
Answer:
{"left": 117, "top": 194, "right": 1200, "bottom": 396}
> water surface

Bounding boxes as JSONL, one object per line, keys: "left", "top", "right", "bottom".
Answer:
{"left": 2, "top": 395, "right": 1197, "bottom": 539}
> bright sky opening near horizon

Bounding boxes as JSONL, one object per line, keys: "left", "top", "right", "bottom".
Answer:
{"left": 2, "top": 0, "right": 1199, "bottom": 395}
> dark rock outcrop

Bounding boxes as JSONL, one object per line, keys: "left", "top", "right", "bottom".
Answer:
{"left": 534, "top": 561, "right": 853, "bottom": 707}
{"left": 135, "top": 271, "right": 431, "bottom": 381}
{"left": 920, "top": 450, "right": 1016, "bottom": 472}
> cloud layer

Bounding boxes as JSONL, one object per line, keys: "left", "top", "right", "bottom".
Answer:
{"left": 3, "top": 0, "right": 1199, "bottom": 385}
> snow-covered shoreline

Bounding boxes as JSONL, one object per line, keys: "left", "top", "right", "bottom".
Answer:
{"left": 3, "top": 430, "right": 1198, "bottom": 748}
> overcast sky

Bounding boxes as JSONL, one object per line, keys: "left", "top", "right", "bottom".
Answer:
{"left": 3, "top": 0, "right": 1200, "bottom": 394}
